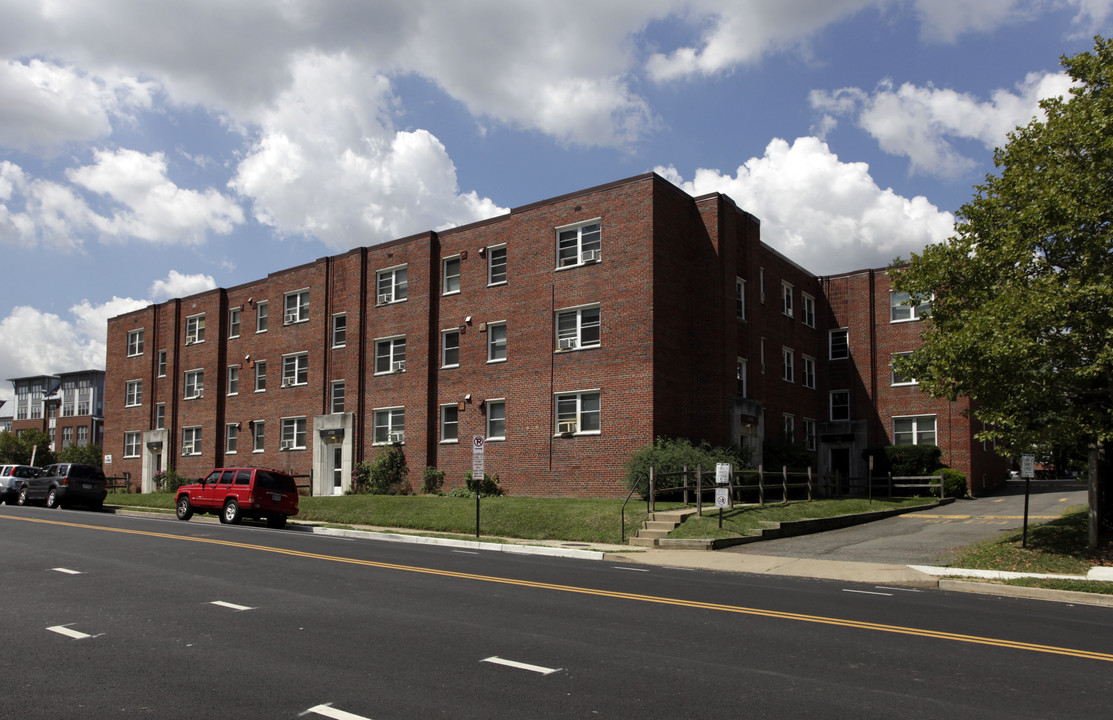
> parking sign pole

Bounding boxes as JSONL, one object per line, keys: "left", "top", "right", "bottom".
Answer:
{"left": 473, "top": 435, "right": 485, "bottom": 539}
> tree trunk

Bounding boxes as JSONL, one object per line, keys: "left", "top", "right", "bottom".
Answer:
{"left": 1090, "top": 441, "right": 1113, "bottom": 548}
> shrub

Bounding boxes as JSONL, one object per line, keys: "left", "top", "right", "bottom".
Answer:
{"left": 421, "top": 466, "right": 446, "bottom": 495}
{"left": 762, "top": 440, "right": 815, "bottom": 472}
{"left": 156, "top": 468, "right": 191, "bottom": 494}
{"left": 353, "top": 446, "right": 410, "bottom": 495}
{"left": 624, "top": 437, "right": 744, "bottom": 499}
{"left": 464, "top": 471, "right": 503, "bottom": 496}
{"left": 936, "top": 468, "right": 968, "bottom": 499}
{"left": 882, "top": 445, "right": 943, "bottom": 476}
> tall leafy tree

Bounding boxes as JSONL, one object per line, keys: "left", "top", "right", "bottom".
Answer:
{"left": 893, "top": 37, "right": 1113, "bottom": 543}
{"left": 0, "top": 429, "right": 56, "bottom": 467}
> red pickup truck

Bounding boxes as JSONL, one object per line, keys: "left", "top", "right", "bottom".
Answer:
{"left": 175, "top": 467, "right": 299, "bottom": 529}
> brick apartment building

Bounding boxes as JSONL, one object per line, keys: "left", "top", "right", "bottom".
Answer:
{"left": 7, "top": 371, "right": 106, "bottom": 454}
{"left": 103, "top": 173, "right": 1007, "bottom": 497}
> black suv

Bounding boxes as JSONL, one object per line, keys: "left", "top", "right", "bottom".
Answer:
{"left": 18, "top": 463, "right": 108, "bottom": 510}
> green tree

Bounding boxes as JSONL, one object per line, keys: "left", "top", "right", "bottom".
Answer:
{"left": 892, "top": 37, "right": 1113, "bottom": 544}
{"left": 58, "top": 442, "right": 103, "bottom": 467}
{"left": 0, "top": 429, "right": 56, "bottom": 467}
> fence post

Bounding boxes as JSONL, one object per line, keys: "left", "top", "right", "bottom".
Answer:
{"left": 807, "top": 467, "right": 813, "bottom": 502}
{"left": 648, "top": 466, "right": 656, "bottom": 515}
{"left": 683, "top": 464, "right": 689, "bottom": 506}
{"left": 888, "top": 472, "right": 893, "bottom": 497}
{"left": 696, "top": 465, "right": 703, "bottom": 516}
{"left": 758, "top": 464, "right": 765, "bottom": 507}
{"left": 782, "top": 466, "right": 789, "bottom": 504}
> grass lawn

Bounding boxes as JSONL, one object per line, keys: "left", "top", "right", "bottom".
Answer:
{"left": 668, "top": 497, "right": 934, "bottom": 539}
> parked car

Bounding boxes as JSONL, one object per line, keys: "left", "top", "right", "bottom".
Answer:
{"left": 16, "top": 463, "right": 107, "bottom": 510}
{"left": 175, "top": 467, "right": 300, "bottom": 529}
{"left": 0, "top": 465, "right": 41, "bottom": 504}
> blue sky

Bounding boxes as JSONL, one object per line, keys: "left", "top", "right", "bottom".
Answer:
{"left": 0, "top": 0, "right": 1108, "bottom": 408}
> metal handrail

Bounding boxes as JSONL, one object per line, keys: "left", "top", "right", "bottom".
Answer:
{"left": 621, "top": 472, "right": 648, "bottom": 544}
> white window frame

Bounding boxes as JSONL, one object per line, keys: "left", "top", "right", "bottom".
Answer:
{"left": 254, "top": 361, "right": 267, "bottom": 392}
{"left": 284, "top": 289, "right": 310, "bottom": 324}
{"left": 441, "top": 329, "right": 460, "bottom": 368}
{"left": 554, "top": 390, "right": 600, "bottom": 436}
{"left": 280, "top": 417, "right": 307, "bottom": 450}
{"left": 893, "top": 415, "right": 937, "bottom": 446}
{"left": 440, "top": 404, "right": 459, "bottom": 444}
{"left": 330, "top": 380, "right": 345, "bottom": 414}
{"left": 185, "top": 314, "right": 205, "bottom": 345}
{"left": 555, "top": 220, "right": 601, "bottom": 269}
{"left": 376, "top": 265, "right": 408, "bottom": 304}
{"left": 555, "top": 305, "right": 600, "bottom": 351}
{"left": 256, "top": 301, "right": 269, "bottom": 333}
{"left": 736, "top": 358, "right": 747, "bottom": 398}
{"left": 891, "top": 352, "right": 918, "bottom": 386}
{"left": 375, "top": 336, "right": 407, "bottom": 374}
{"left": 228, "top": 307, "right": 241, "bottom": 338}
{"left": 184, "top": 369, "right": 204, "bottom": 400}
{"left": 735, "top": 277, "right": 746, "bottom": 320}
{"left": 252, "top": 421, "right": 265, "bottom": 453}
{"left": 125, "top": 379, "right": 142, "bottom": 407}
{"left": 782, "top": 348, "right": 794, "bottom": 383}
{"left": 123, "top": 431, "right": 141, "bottom": 458}
{"left": 487, "top": 244, "right": 507, "bottom": 286}
{"left": 830, "top": 390, "right": 850, "bottom": 422}
{"left": 804, "top": 418, "right": 817, "bottom": 451}
{"left": 802, "top": 355, "right": 816, "bottom": 389}
{"left": 157, "top": 350, "right": 166, "bottom": 377}
{"left": 802, "top": 293, "right": 816, "bottom": 328}
{"left": 182, "top": 426, "right": 201, "bottom": 456}
{"left": 443, "top": 256, "right": 461, "bottom": 295}
{"left": 782, "top": 413, "right": 795, "bottom": 444}
{"left": 127, "top": 329, "right": 144, "bottom": 357}
{"left": 487, "top": 322, "right": 507, "bottom": 363}
{"left": 332, "top": 313, "right": 347, "bottom": 348}
{"left": 890, "top": 291, "right": 931, "bottom": 323}
{"left": 782, "top": 281, "right": 794, "bottom": 318}
{"left": 227, "top": 365, "right": 239, "bottom": 396}
{"left": 829, "top": 328, "right": 849, "bottom": 360}
{"left": 282, "top": 352, "right": 309, "bottom": 387}
{"left": 155, "top": 403, "right": 165, "bottom": 430}
{"left": 226, "top": 424, "right": 238, "bottom": 455}
{"left": 373, "top": 407, "right": 405, "bottom": 445}
{"left": 486, "top": 399, "right": 506, "bottom": 441}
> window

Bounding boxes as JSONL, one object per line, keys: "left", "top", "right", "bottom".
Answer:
{"left": 487, "top": 245, "right": 507, "bottom": 285}
{"left": 736, "top": 358, "right": 747, "bottom": 397}
{"left": 804, "top": 419, "right": 817, "bottom": 451}
{"left": 282, "top": 352, "right": 309, "bottom": 387}
{"left": 373, "top": 407, "right": 405, "bottom": 444}
{"left": 802, "top": 293, "right": 816, "bottom": 328}
{"left": 255, "top": 361, "right": 267, "bottom": 392}
{"left": 782, "top": 282, "right": 794, "bottom": 317}
{"left": 555, "top": 391, "right": 600, "bottom": 435}
{"left": 556, "top": 221, "right": 601, "bottom": 268}
{"left": 253, "top": 421, "right": 265, "bottom": 452}
{"left": 443, "top": 256, "right": 461, "bottom": 294}
{"left": 802, "top": 355, "right": 816, "bottom": 389}
{"left": 486, "top": 399, "right": 506, "bottom": 440}
{"left": 735, "top": 277, "right": 746, "bottom": 320}
{"left": 829, "top": 328, "right": 849, "bottom": 360}
{"left": 894, "top": 415, "right": 937, "bottom": 446}
{"left": 184, "top": 369, "right": 204, "bottom": 400}
{"left": 759, "top": 267, "right": 765, "bottom": 303}
{"left": 830, "top": 390, "right": 850, "bottom": 422}
{"left": 782, "top": 414, "right": 795, "bottom": 444}
{"left": 760, "top": 338, "right": 766, "bottom": 374}
{"left": 284, "top": 289, "right": 309, "bottom": 324}
{"left": 487, "top": 322, "right": 507, "bottom": 362}
{"left": 280, "top": 417, "right": 307, "bottom": 450}
{"left": 782, "top": 348, "right": 794, "bottom": 382}
{"left": 229, "top": 307, "right": 241, "bottom": 338}
{"left": 332, "top": 314, "right": 347, "bottom": 348}
{"left": 375, "top": 337, "right": 407, "bottom": 374}
{"left": 377, "top": 265, "right": 408, "bottom": 304}
{"left": 124, "top": 431, "right": 141, "bottom": 458}
{"left": 331, "top": 380, "right": 345, "bottom": 414}
{"left": 226, "top": 424, "right": 238, "bottom": 454}
{"left": 182, "top": 426, "right": 201, "bottom": 455}
{"left": 125, "top": 380, "right": 142, "bottom": 407}
{"left": 891, "top": 291, "right": 931, "bottom": 322}
{"left": 77, "top": 426, "right": 88, "bottom": 446}
{"left": 440, "top": 404, "right": 459, "bottom": 443}
{"left": 62, "top": 427, "right": 73, "bottom": 447}
{"left": 891, "top": 353, "right": 917, "bottom": 385}
{"left": 256, "top": 301, "right": 269, "bottom": 333}
{"left": 556, "top": 306, "right": 600, "bottom": 350}
{"left": 157, "top": 350, "right": 166, "bottom": 377}
{"left": 442, "top": 330, "right": 459, "bottom": 368}
{"left": 127, "top": 329, "right": 144, "bottom": 356}
{"left": 155, "top": 403, "right": 165, "bottom": 430}
{"left": 185, "top": 314, "right": 205, "bottom": 344}
{"left": 227, "top": 366, "right": 239, "bottom": 395}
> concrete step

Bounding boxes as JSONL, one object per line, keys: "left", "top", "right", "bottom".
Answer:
{"left": 628, "top": 536, "right": 659, "bottom": 547}
{"left": 643, "top": 520, "right": 679, "bottom": 532}
{"left": 636, "top": 529, "right": 672, "bottom": 539}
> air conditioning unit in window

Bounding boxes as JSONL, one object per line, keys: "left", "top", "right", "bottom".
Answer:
{"left": 557, "top": 338, "right": 578, "bottom": 351}
{"left": 182, "top": 443, "right": 194, "bottom": 455}
{"left": 392, "top": 360, "right": 406, "bottom": 372}
{"left": 378, "top": 293, "right": 392, "bottom": 305}
{"left": 185, "top": 338, "right": 195, "bottom": 346}
{"left": 389, "top": 431, "right": 405, "bottom": 444}
{"left": 557, "top": 421, "right": 577, "bottom": 435}
{"left": 279, "top": 440, "right": 293, "bottom": 451}
{"left": 281, "top": 377, "right": 293, "bottom": 388}
{"left": 580, "top": 249, "right": 600, "bottom": 264}
{"left": 284, "top": 312, "right": 299, "bottom": 324}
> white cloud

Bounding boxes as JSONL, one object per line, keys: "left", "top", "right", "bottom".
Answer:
{"left": 149, "top": 270, "right": 217, "bottom": 301}
{"left": 231, "top": 52, "right": 506, "bottom": 250}
{"left": 810, "top": 71, "right": 1076, "bottom": 178}
{"left": 656, "top": 137, "right": 955, "bottom": 273}
{"left": 915, "top": 0, "right": 1113, "bottom": 42}
{"left": 0, "top": 161, "right": 96, "bottom": 250}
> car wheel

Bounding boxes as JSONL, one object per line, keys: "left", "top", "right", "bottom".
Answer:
{"left": 221, "top": 499, "right": 242, "bottom": 525}
{"left": 266, "top": 514, "right": 288, "bottom": 529}
{"left": 16, "top": 486, "right": 29, "bottom": 506}
{"left": 175, "top": 496, "right": 193, "bottom": 521}
{"left": 45, "top": 488, "right": 61, "bottom": 509}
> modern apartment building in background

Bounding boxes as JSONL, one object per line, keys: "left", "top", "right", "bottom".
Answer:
{"left": 103, "top": 173, "right": 1008, "bottom": 497}
{"left": 7, "top": 371, "right": 106, "bottom": 453}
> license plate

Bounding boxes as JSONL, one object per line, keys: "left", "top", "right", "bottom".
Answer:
{"left": 83, "top": 483, "right": 94, "bottom": 490}
{"left": 270, "top": 493, "right": 282, "bottom": 502}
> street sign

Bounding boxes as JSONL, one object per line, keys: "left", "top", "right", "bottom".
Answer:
{"left": 715, "top": 462, "right": 732, "bottom": 486}
{"left": 1021, "top": 454, "right": 1035, "bottom": 479}
{"left": 472, "top": 435, "right": 486, "bottom": 480}
{"left": 715, "top": 487, "right": 730, "bottom": 508}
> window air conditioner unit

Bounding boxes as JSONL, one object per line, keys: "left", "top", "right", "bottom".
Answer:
{"left": 580, "top": 249, "right": 600, "bottom": 264}
{"left": 281, "top": 377, "right": 293, "bottom": 388}
{"left": 378, "top": 293, "right": 392, "bottom": 305}
{"left": 182, "top": 444, "right": 194, "bottom": 455}
{"left": 195, "top": 392, "right": 203, "bottom": 400}
{"left": 392, "top": 360, "right": 406, "bottom": 372}
{"left": 185, "top": 338, "right": 195, "bottom": 346}
{"left": 284, "top": 312, "right": 299, "bottom": 324}
{"left": 557, "top": 421, "right": 577, "bottom": 434}
{"left": 280, "top": 440, "right": 293, "bottom": 450}
{"left": 557, "top": 338, "right": 577, "bottom": 351}
{"left": 389, "top": 432, "right": 404, "bottom": 444}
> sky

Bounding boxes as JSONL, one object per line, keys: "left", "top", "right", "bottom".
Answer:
{"left": 0, "top": 0, "right": 1109, "bottom": 410}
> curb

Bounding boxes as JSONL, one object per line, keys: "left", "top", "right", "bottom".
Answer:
{"left": 938, "top": 579, "right": 1113, "bottom": 608}
{"left": 306, "top": 525, "right": 608, "bottom": 560}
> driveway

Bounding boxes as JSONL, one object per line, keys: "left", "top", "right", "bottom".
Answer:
{"left": 724, "top": 479, "right": 1089, "bottom": 566}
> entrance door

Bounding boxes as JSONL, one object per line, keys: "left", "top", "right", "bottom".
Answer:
{"left": 331, "top": 446, "right": 343, "bottom": 495}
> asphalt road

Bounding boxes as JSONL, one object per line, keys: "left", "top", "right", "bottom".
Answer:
{"left": 728, "top": 478, "right": 1090, "bottom": 566}
{"left": 2, "top": 502, "right": 1112, "bottom": 718}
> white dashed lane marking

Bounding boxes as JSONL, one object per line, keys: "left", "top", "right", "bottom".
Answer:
{"left": 47, "top": 625, "right": 92, "bottom": 640}
{"left": 210, "top": 601, "right": 254, "bottom": 611}
{"left": 481, "top": 656, "right": 562, "bottom": 675}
